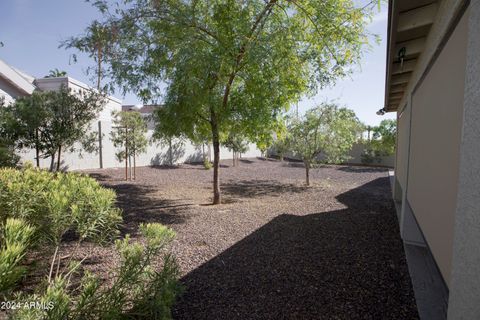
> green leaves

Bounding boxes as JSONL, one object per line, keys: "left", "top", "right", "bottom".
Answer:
{"left": 110, "top": 110, "right": 149, "bottom": 162}
{"left": 0, "top": 218, "right": 35, "bottom": 294}
{"left": 289, "top": 103, "right": 362, "bottom": 165}
{"left": 1, "top": 86, "right": 107, "bottom": 168}
{"left": 0, "top": 167, "right": 122, "bottom": 246}
{"left": 66, "top": 0, "right": 375, "bottom": 201}
{"left": 12, "top": 223, "right": 180, "bottom": 320}
{"left": 67, "top": 0, "right": 374, "bottom": 141}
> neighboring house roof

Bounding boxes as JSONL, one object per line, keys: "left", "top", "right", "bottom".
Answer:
{"left": 0, "top": 59, "right": 122, "bottom": 105}
{"left": 0, "top": 58, "right": 36, "bottom": 95}
{"left": 35, "top": 76, "right": 122, "bottom": 104}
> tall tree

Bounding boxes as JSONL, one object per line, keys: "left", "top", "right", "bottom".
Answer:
{"left": 4, "top": 86, "right": 106, "bottom": 171}
{"left": 66, "top": 0, "right": 377, "bottom": 204}
{"left": 289, "top": 103, "right": 362, "bottom": 186}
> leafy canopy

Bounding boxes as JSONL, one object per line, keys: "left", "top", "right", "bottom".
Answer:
{"left": 289, "top": 103, "right": 362, "bottom": 165}
{"left": 66, "top": 0, "right": 377, "bottom": 202}
{"left": 66, "top": 0, "right": 376, "bottom": 143}
{"left": 371, "top": 119, "right": 396, "bottom": 155}
{"left": 2, "top": 86, "right": 106, "bottom": 162}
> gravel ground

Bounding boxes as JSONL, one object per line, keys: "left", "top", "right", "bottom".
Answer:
{"left": 80, "top": 157, "right": 418, "bottom": 319}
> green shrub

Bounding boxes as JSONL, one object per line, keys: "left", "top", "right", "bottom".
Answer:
{"left": 360, "top": 146, "right": 382, "bottom": 164}
{"left": 0, "top": 144, "right": 20, "bottom": 168}
{"left": 0, "top": 167, "right": 122, "bottom": 245}
{"left": 203, "top": 159, "right": 212, "bottom": 170}
{"left": 0, "top": 168, "right": 181, "bottom": 320}
{"left": 0, "top": 218, "right": 35, "bottom": 295}
{"left": 13, "top": 223, "right": 181, "bottom": 320}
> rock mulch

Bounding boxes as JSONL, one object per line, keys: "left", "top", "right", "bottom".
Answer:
{"left": 82, "top": 158, "right": 418, "bottom": 319}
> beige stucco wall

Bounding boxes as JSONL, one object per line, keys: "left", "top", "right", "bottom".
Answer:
{"left": 395, "top": 103, "right": 410, "bottom": 191}
{"left": 407, "top": 9, "right": 469, "bottom": 286}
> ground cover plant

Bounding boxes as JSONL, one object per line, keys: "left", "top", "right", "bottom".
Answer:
{"left": 0, "top": 166, "right": 180, "bottom": 319}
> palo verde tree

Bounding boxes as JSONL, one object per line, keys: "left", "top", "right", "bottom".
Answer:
{"left": 289, "top": 103, "right": 362, "bottom": 186}
{"left": 66, "top": 0, "right": 378, "bottom": 204}
{"left": 4, "top": 86, "right": 106, "bottom": 171}
{"left": 110, "top": 110, "right": 148, "bottom": 176}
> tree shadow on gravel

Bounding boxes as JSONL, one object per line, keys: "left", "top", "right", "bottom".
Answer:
{"left": 221, "top": 179, "right": 308, "bottom": 199}
{"left": 173, "top": 177, "right": 419, "bottom": 320}
{"left": 106, "top": 183, "right": 192, "bottom": 235}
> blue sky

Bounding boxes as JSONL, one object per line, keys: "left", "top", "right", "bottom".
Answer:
{"left": 0, "top": 0, "right": 394, "bottom": 126}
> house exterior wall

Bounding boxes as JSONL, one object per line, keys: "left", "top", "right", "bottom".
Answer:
{"left": 448, "top": 1, "right": 480, "bottom": 317}
{"left": 407, "top": 7, "right": 468, "bottom": 286}
{"left": 395, "top": 103, "right": 410, "bottom": 191}
{"left": 391, "top": 1, "right": 470, "bottom": 297}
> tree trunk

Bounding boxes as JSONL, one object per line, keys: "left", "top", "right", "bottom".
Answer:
{"left": 211, "top": 117, "right": 221, "bottom": 205}
{"left": 305, "top": 161, "right": 310, "bottom": 186}
{"left": 49, "top": 152, "right": 55, "bottom": 172}
{"left": 56, "top": 145, "right": 62, "bottom": 171}
{"left": 133, "top": 152, "right": 136, "bottom": 180}
{"left": 213, "top": 137, "right": 221, "bottom": 204}
{"left": 169, "top": 138, "right": 173, "bottom": 166}
{"left": 232, "top": 151, "right": 235, "bottom": 167}
{"left": 35, "top": 129, "right": 40, "bottom": 168}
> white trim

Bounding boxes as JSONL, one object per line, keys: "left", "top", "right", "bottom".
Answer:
{"left": 0, "top": 59, "right": 36, "bottom": 95}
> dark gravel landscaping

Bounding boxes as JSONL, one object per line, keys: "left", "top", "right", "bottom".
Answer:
{"left": 84, "top": 158, "right": 418, "bottom": 319}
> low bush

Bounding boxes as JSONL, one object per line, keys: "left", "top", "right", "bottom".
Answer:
{"left": 0, "top": 166, "right": 122, "bottom": 245}
{"left": 360, "top": 147, "right": 382, "bottom": 164}
{"left": 0, "top": 168, "right": 181, "bottom": 319}
{"left": 203, "top": 159, "right": 213, "bottom": 170}
{"left": 0, "top": 218, "right": 35, "bottom": 296}
{"left": 12, "top": 223, "right": 181, "bottom": 320}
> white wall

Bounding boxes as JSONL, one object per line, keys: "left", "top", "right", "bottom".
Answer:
{"left": 19, "top": 117, "right": 262, "bottom": 170}
{"left": 0, "top": 77, "right": 25, "bottom": 105}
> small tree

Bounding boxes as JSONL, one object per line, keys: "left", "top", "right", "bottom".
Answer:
{"left": 224, "top": 133, "right": 249, "bottom": 167}
{"left": 110, "top": 111, "right": 148, "bottom": 178}
{"left": 3, "top": 86, "right": 105, "bottom": 171}
{"left": 289, "top": 103, "right": 361, "bottom": 186}
{"left": 361, "top": 119, "right": 396, "bottom": 164}
{"left": 371, "top": 119, "right": 396, "bottom": 155}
